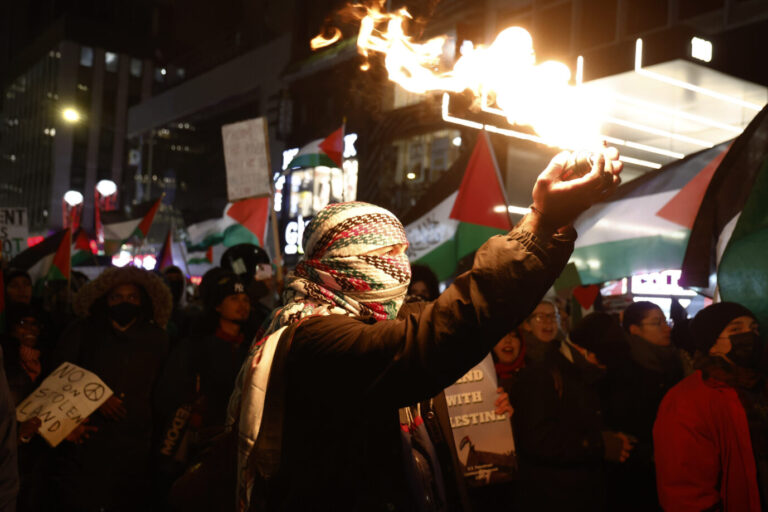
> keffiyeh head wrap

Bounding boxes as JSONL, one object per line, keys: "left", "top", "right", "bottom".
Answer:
{"left": 264, "top": 201, "right": 411, "bottom": 333}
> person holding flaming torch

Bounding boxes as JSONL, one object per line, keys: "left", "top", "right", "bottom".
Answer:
{"left": 226, "top": 147, "right": 622, "bottom": 511}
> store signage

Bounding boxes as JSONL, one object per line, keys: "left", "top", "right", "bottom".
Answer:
{"left": 631, "top": 270, "right": 696, "bottom": 297}
{"left": 0, "top": 207, "right": 28, "bottom": 259}
{"left": 284, "top": 215, "right": 312, "bottom": 256}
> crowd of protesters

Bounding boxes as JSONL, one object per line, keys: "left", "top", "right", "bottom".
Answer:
{"left": 0, "top": 149, "right": 765, "bottom": 512}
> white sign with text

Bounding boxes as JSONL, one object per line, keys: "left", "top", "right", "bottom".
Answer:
{"left": 16, "top": 362, "right": 113, "bottom": 447}
{"left": 0, "top": 207, "right": 28, "bottom": 259}
{"left": 222, "top": 117, "right": 272, "bottom": 202}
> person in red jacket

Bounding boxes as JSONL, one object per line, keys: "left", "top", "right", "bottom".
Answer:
{"left": 653, "top": 302, "right": 766, "bottom": 511}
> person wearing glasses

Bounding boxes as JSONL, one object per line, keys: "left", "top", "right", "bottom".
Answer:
{"left": 654, "top": 302, "right": 765, "bottom": 511}
{"left": 520, "top": 299, "right": 562, "bottom": 364}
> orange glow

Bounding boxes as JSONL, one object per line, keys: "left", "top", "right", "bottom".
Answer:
{"left": 310, "top": 28, "right": 343, "bottom": 50}
{"left": 313, "top": 2, "right": 605, "bottom": 150}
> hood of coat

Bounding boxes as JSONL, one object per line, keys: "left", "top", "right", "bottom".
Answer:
{"left": 73, "top": 267, "right": 173, "bottom": 328}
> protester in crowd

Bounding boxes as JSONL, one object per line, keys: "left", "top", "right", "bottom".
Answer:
{"left": 520, "top": 299, "right": 561, "bottom": 363}
{"left": 654, "top": 302, "right": 766, "bottom": 511}
{"left": 0, "top": 347, "right": 18, "bottom": 512}
{"left": 492, "top": 328, "right": 525, "bottom": 395}
{"left": 54, "top": 267, "right": 171, "bottom": 511}
{"left": 622, "top": 300, "right": 683, "bottom": 423}
{"left": 3, "top": 269, "right": 32, "bottom": 307}
{"left": 220, "top": 244, "right": 274, "bottom": 327}
{"left": 512, "top": 312, "right": 633, "bottom": 512}
{"left": 162, "top": 265, "right": 191, "bottom": 347}
{"left": 0, "top": 304, "right": 51, "bottom": 512}
{"left": 221, "top": 149, "right": 622, "bottom": 511}
{"left": 570, "top": 312, "right": 659, "bottom": 511}
{"left": 408, "top": 264, "right": 440, "bottom": 302}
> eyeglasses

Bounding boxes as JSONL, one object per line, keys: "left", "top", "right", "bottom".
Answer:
{"left": 530, "top": 313, "right": 558, "bottom": 324}
{"left": 640, "top": 319, "right": 673, "bottom": 328}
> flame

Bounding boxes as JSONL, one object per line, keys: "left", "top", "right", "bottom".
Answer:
{"left": 311, "top": 28, "right": 343, "bottom": 50}
{"left": 313, "top": 3, "right": 606, "bottom": 150}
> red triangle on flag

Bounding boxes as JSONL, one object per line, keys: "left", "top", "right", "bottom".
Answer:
{"left": 74, "top": 229, "right": 92, "bottom": 252}
{"left": 318, "top": 126, "right": 344, "bottom": 168}
{"left": 226, "top": 197, "right": 271, "bottom": 245}
{"left": 205, "top": 246, "right": 214, "bottom": 264}
{"left": 156, "top": 229, "right": 174, "bottom": 270}
{"left": 136, "top": 198, "right": 163, "bottom": 239}
{"left": 48, "top": 229, "right": 72, "bottom": 282}
{"left": 449, "top": 131, "right": 512, "bottom": 231}
{"left": 657, "top": 146, "right": 730, "bottom": 229}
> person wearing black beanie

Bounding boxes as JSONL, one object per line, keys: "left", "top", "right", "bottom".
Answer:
{"left": 654, "top": 302, "right": 765, "bottom": 511}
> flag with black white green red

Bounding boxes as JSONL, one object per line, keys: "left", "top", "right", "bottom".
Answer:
{"left": 680, "top": 105, "right": 768, "bottom": 340}
{"left": 186, "top": 197, "right": 270, "bottom": 251}
{"left": 571, "top": 141, "right": 731, "bottom": 285}
{"left": 285, "top": 126, "right": 344, "bottom": 169}
{"left": 404, "top": 131, "right": 511, "bottom": 280}
{"left": 187, "top": 246, "right": 214, "bottom": 265}
{"left": 9, "top": 229, "right": 71, "bottom": 292}
{"left": 156, "top": 229, "right": 174, "bottom": 271}
{"left": 101, "top": 197, "right": 162, "bottom": 255}
{"left": 71, "top": 229, "right": 96, "bottom": 266}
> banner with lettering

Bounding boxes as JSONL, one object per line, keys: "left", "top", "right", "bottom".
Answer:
{"left": 444, "top": 354, "right": 517, "bottom": 486}
{"left": 0, "top": 207, "right": 29, "bottom": 260}
{"left": 16, "top": 362, "right": 113, "bottom": 447}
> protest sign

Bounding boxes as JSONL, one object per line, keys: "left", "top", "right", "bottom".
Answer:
{"left": 0, "top": 207, "right": 28, "bottom": 259}
{"left": 16, "top": 362, "right": 113, "bottom": 447}
{"left": 445, "top": 354, "right": 517, "bottom": 486}
{"left": 221, "top": 117, "right": 272, "bottom": 202}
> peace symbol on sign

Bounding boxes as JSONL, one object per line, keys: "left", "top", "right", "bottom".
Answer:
{"left": 83, "top": 382, "right": 106, "bottom": 402}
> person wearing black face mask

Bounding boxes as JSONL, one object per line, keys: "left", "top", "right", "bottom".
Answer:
{"left": 53, "top": 267, "right": 171, "bottom": 512}
{"left": 655, "top": 302, "right": 765, "bottom": 512}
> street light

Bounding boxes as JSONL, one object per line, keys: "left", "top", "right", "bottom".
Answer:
{"left": 62, "top": 108, "right": 81, "bottom": 123}
{"left": 63, "top": 190, "right": 84, "bottom": 206}
{"left": 96, "top": 179, "right": 117, "bottom": 197}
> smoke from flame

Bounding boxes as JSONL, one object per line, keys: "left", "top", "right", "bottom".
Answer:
{"left": 313, "top": 2, "right": 605, "bottom": 150}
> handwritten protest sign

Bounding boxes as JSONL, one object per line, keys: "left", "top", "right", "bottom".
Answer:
{"left": 16, "top": 362, "right": 113, "bottom": 447}
{"left": 0, "top": 207, "right": 28, "bottom": 259}
{"left": 445, "top": 354, "right": 517, "bottom": 486}
{"left": 221, "top": 117, "right": 272, "bottom": 202}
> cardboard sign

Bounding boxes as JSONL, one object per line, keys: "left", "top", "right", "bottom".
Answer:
{"left": 221, "top": 117, "right": 272, "bottom": 202}
{"left": 445, "top": 354, "right": 517, "bottom": 486}
{"left": 0, "top": 207, "right": 28, "bottom": 259}
{"left": 16, "top": 362, "right": 113, "bottom": 447}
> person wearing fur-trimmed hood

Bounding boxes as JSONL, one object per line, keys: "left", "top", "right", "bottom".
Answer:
{"left": 53, "top": 266, "right": 171, "bottom": 511}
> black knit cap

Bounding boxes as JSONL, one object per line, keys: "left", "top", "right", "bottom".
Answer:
{"left": 690, "top": 302, "right": 756, "bottom": 353}
{"left": 204, "top": 270, "right": 247, "bottom": 310}
{"left": 570, "top": 312, "right": 630, "bottom": 367}
{"left": 4, "top": 268, "right": 31, "bottom": 288}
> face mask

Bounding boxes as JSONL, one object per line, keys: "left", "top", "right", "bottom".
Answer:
{"left": 109, "top": 302, "right": 141, "bottom": 328}
{"left": 728, "top": 331, "right": 762, "bottom": 369}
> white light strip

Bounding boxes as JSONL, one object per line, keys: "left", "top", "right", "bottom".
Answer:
{"left": 478, "top": 94, "right": 689, "bottom": 157}
{"left": 635, "top": 38, "right": 764, "bottom": 112}
{"left": 601, "top": 135, "right": 685, "bottom": 159}
{"left": 443, "top": 94, "right": 663, "bottom": 169}
{"left": 576, "top": 56, "right": 584, "bottom": 86}
{"left": 494, "top": 205, "right": 533, "bottom": 215}
{"left": 604, "top": 116, "right": 714, "bottom": 148}
{"left": 610, "top": 93, "right": 743, "bottom": 134}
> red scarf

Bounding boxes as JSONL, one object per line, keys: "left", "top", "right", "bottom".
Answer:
{"left": 495, "top": 343, "right": 526, "bottom": 379}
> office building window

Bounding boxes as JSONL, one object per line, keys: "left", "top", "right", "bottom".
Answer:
{"left": 130, "top": 58, "right": 143, "bottom": 77}
{"left": 105, "top": 52, "right": 118, "bottom": 72}
{"left": 80, "top": 46, "right": 94, "bottom": 67}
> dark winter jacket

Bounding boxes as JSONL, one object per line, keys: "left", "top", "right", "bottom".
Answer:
{"left": 511, "top": 341, "right": 607, "bottom": 512}
{"left": 245, "top": 228, "right": 574, "bottom": 511}
{"left": 0, "top": 348, "right": 18, "bottom": 512}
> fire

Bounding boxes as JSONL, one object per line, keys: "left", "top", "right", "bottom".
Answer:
{"left": 310, "top": 28, "right": 343, "bottom": 50}
{"left": 313, "top": 2, "right": 606, "bottom": 150}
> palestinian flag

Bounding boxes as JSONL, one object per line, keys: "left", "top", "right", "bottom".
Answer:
{"left": 187, "top": 197, "right": 270, "bottom": 251}
{"left": 571, "top": 141, "right": 731, "bottom": 284}
{"left": 404, "top": 131, "right": 512, "bottom": 280}
{"left": 681, "top": 105, "right": 768, "bottom": 339}
{"left": 9, "top": 229, "right": 71, "bottom": 291}
{"left": 101, "top": 198, "right": 162, "bottom": 255}
{"left": 71, "top": 229, "right": 96, "bottom": 266}
{"left": 156, "top": 229, "right": 174, "bottom": 271}
{"left": 188, "top": 246, "right": 214, "bottom": 265}
{"left": 286, "top": 126, "right": 344, "bottom": 169}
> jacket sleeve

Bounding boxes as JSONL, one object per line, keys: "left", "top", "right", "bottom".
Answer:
{"left": 653, "top": 388, "right": 721, "bottom": 512}
{"left": 289, "top": 228, "right": 574, "bottom": 407}
{"left": 512, "top": 366, "right": 604, "bottom": 465}
{"left": 0, "top": 349, "right": 18, "bottom": 512}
